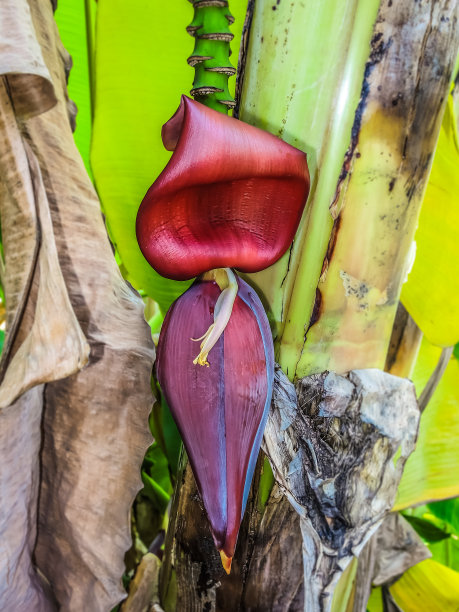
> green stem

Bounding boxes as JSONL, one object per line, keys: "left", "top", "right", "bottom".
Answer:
{"left": 187, "top": 0, "right": 236, "bottom": 113}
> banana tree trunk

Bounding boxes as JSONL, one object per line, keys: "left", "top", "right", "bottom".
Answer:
{"left": 159, "top": 0, "right": 458, "bottom": 610}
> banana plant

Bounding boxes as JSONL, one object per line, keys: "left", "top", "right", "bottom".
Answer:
{"left": 48, "top": 0, "right": 459, "bottom": 610}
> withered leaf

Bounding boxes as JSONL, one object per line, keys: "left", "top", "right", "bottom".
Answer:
{"left": 0, "top": 1, "right": 155, "bottom": 610}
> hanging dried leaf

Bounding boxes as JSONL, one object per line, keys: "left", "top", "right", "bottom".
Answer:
{"left": 262, "top": 366, "right": 419, "bottom": 612}
{"left": 0, "top": 0, "right": 56, "bottom": 116}
{"left": 0, "top": 388, "right": 55, "bottom": 611}
{"left": 0, "top": 88, "right": 89, "bottom": 408}
{"left": 0, "top": 1, "right": 155, "bottom": 610}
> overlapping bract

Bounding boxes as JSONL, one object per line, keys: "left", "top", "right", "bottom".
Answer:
{"left": 136, "top": 95, "right": 310, "bottom": 281}
{"left": 156, "top": 275, "right": 274, "bottom": 561}
{"left": 137, "top": 97, "right": 309, "bottom": 568}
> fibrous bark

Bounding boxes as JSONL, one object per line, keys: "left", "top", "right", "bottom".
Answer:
{"left": 160, "top": 366, "right": 419, "bottom": 611}
{"left": 159, "top": 454, "right": 304, "bottom": 612}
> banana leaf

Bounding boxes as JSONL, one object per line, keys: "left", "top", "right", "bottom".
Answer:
{"left": 91, "top": 0, "right": 247, "bottom": 311}
{"left": 390, "top": 559, "right": 459, "bottom": 611}
{"left": 54, "top": 0, "right": 96, "bottom": 177}
{"left": 401, "top": 93, "right": 459, "bottom": 346}
{"left": 395, "top": 338, "right": 459, "bottom": 509}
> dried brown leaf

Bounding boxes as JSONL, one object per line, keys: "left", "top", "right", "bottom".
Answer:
{"left": 0, "top": 80, "right": 89, "bottom": 408}
{"left": 0, "top": 387, "right": 55, "bottom": 611}
{"left": 121, "top": 553, "right": 162, "bottom": 612}
{"left": 262, "top": 367, "right": 420, "bottom": 612}
{"left": 0, "top": 0, "right": 56, "bottom": 117}
{"left": 0, "top": 1, "right": 155, "bottom": 610}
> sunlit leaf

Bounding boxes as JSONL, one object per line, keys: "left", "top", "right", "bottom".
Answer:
{"left": 366, "top": 586, "right": 383, "bottom": 612}
{"left": 428, "top": 537, "right": 459, "bottom": 573}
{"left": 390, "top": 559, "right": 459, "bottom": 611}
{"left": 54, "top": 0, "right": 96, "bottom": 177}
{"left": 394, "top": 338, "right": 459, "bottom": 509}
{"left": 401, "top": 93, "right": 459, "bottom": 346}
{"left": 428, "top": 497, "right": 459, "bottom": 535}
{"left": 140, "top": 471, "right": 170, "bottom": 513}
{"left": 91, "top": 0, "right": 247, "bottom": 311}
{"left": 401, "top": 504, "right": 459, "bottom": 570}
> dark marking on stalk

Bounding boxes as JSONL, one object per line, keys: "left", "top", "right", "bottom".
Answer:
{"left": 280, "top": 243, "right": 294, "bottom": 289}
{"left": 391, "top": 92, "right": 402, "bottom": 106}
{"left": 404, "top": 150, "right": 432, "bottom": 200}
{"left": 402, "top": 136, "right": 408, "bottom": 159}
{"left": 279, "top": 241, "right": 294, "bottom": 326}
{"left": 385, "top": 302, "right": 409, "bottom": 367}
{"left": 329, "top": 31, "right": 393, "bottom": 213}
{"left": 307, "top": 288, "right": 323, "bottom": 332}
{"left": 405, "top": 182, "right": 416, "bottom": 201}
{"left": 320, "top": 214, "right": 342, "bottom": 280}
{"left": 234, "top": 0, "right": 255, "bottom": 118}
{"left": 388, "top": 177, "right": 396, "bottom": 191}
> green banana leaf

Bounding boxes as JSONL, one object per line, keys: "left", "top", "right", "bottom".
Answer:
{"left": 369, "top": 559, "right": 459, "bottom": 612}
{"left": 428, "top": 497, "right": 459, "bottom": 534}
{"left": 394, "top": 338, "right": 459, "bottom": 509}
{"left": 140, "top": 443, "right": 172, "bottom": 513}
{"left": 148, "top": 395, "right": 181, "bottom": 481}
{"left": 402, "top": 502, "right": 459, "bottom": 573}
{"left": 427, "top": 498, "right": 459, "bottom": 571}
{"left": 428, "top": 536, "right": 459, "bottom": 574}
{"left": 90, "top": 0, "right": 247, "bottom": 312}
{"left": 366, "top": 587, "right": 383, "bottom": 612}
{"left": 54, "top": 0, "right": 96, "bottom": 178}
{"left": 401, "top": 93, "right": 459, "bottom": 347}
{"left": 390, "top": 559, "right": 459, "bottom": 611}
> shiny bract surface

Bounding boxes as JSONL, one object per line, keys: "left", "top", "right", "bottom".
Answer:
{"left": 136, "top": 96, "right": 309, "bottom": 280}
{"left": 156, "top": 274, "right": 274, "bottom": 558}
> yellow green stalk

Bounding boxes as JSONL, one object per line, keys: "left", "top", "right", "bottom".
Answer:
{"left": 239, "top": 0, "right": 380, "bottom": 378}
{"left": 241, "top": 0, "right": 458, "bottom": 380}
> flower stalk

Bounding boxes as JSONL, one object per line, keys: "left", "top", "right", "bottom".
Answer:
{"left": 187, "top": 0, "right": 236, "bottom": 112}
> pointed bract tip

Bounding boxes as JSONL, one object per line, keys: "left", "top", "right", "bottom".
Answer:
{"left": 219, "top": 550, "right": 233, "bottom": 575}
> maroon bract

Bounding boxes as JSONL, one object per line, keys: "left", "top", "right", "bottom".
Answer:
{"left": 156, "top": 271, "right": 274, "bottom": 570}
{"left": 137, "top": 99, "right": 310, "bottom": 573}
{"left": 136, "top": 95, "right": 310, "bottom": 281}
